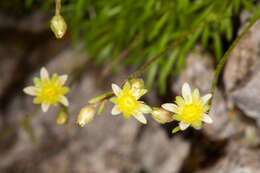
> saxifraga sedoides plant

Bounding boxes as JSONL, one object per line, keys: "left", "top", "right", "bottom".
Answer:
{"left": 11, "top": 0, "right": 258, "bottom": 94}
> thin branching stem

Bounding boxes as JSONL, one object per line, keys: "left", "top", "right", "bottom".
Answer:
{"left": 92, "top": 94, "right": 115, "bottom": 108}
{"left": 208, "top": 17, "right": 259, "bottom": 108}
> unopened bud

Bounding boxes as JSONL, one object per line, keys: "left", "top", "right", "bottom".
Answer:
{"left": 152, "top": 107, "right": 173, "bottom": 124}
{"left": 77, "top": 106, "right": 95, "bottom": 127}
{"left": 130, "top": 78, "right": 144, "bottom": 90}
{"left": 56, "top": 111, "right": 69, "bottom": 125}
{"left": 50, "top": 15, "right": 67, "bottom": 39}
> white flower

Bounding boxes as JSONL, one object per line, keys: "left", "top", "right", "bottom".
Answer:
{"left": 110, "top": 79, "right": 151, "bottom": 124}
{"left": 23, "top": 67, "right": 70, "bottom": 112}
{"left": 162, "top": 83, "right": 212, "bottom": 131}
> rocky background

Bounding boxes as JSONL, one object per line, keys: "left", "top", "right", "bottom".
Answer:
{"left": 0, "top": 10, "right": 260, "bottom": 173}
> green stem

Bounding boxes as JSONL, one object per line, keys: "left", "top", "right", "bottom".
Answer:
{"left": 56, "top": 0, "right": 61, "bottom": 16}
{"left": 209, "top": 17, "right": 259, "bottom": 107}
{"left": 92, "top": 93, "right": 115, "bottom": 108}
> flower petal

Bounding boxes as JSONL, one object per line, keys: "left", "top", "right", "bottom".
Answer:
{"left": 132, "top": 89, "right": 147, "bottom": 99}
{"left": 133, "top": 112, "right": 147, "bottom": 124}
{"left": 33, "top": 77, "right": 41, "bottom": 86}
{"left": 139, "top": 103, "right": 152, "bottom": 114}
{"left": 123, "top": 81, "right": 131, "bottom": 91}
{"left": 202, "top": 105, "right": 210, "bottom": 113}
{"left": 59, "top": 75, "right": 68, "bottom": 85}
{"left": 182, "top": 83, "right": 192, "bottom": 104}
{"left": 33, "top": 97, "right": 41, "bottom": 104}
{"left": 40, "top": 67, "right": 49, "bottom": 80}
{"left": 192, "top": 88, "right": 200, "bottom": 103}
{"left": 41, "top": 103, "right": 50, "bottom": 112}
{"left": 162, "top": 103, "right": 179, "bottom": 113}
{"left": 175, "top": 96, "right": 185, "bottom": 107}
{"left": 59, "top": 96, "right": 69, "bottom": 106}
{"left": 111, "top": 106, "right": 121, "bottom": 115}
{"left": 123, "top": 113, "right": 131, "bottom": 119}
{"left": 179, "top": 121, "right": 190, "bottom": 130}
{"left": 23, "top": 86, "right": 39, "bottom": 96}
{"left": 192, "top": 121, "right": 202, "bottom": 129}
{"left": 201, "top": 94, "right": 212, "bottom": 105}
{"left": 112, "top": 83, "right": 121, "bottom": 96}
{"left": 202, "top": 114, "right": 213, "bottom": 124}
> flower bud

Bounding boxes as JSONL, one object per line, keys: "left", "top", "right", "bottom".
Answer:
{"left": 77, "top": 106, "right": 95, "bottom": 127}
{"left": 56, "top": 111, "right": 69, "bottom": 125}
{"left": 152, "top": 107, "right": 173, "bottom": 124}
{"left": 50, "top": 15, "right": 67, "bottom": 39}
{"left": 129, "top": 78, "right": 144, "bottom": 90}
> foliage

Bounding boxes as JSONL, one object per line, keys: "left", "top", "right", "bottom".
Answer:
{"left": 5, "top": 0, "right": 257, "bottom": 94}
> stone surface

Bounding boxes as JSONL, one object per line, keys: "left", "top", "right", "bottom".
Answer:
{"left": 0, "top": 11, "right": 49, "bottom": 33}
{"left": 0, "top": 49, "right": 20, "bottom": 97}
{"left": 223, "top": 13, "right": 260, "bottom": 127}
{"left": 196, "top": 141, "right": 260, "bottom": 173}
{"left": 136, "top": 122, "right": 190, "bottom": 173}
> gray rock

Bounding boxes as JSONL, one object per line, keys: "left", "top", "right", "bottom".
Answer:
{"left": 232, "top": 69, "right": 260, "bottom": 126}
{"left": 196, "top": 141, "right": 260, "bottom": 173}
{"left": 136, "top": 122, "right": 190, "bottom": 173}
{"left": 0, "top": 11, "right": 49, "bottom": 33}
{"left": 223, "top": 14, "right": 260, "bottom": 127}
{"left": 0, "top": 38, "right": 24, "bottom": 97}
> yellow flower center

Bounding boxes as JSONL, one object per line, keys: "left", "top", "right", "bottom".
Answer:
{"left": 33, "top": 76, "right": 69, "bottom": 105}
{"left": 115, "top": 92, "right": 140, "bottom": 117}
{"left": 174, "top": 102, "right": 204, "bottom": 124}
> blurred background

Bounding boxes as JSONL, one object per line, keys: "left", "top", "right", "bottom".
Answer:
{"left": 0, "top": 0, "right": 260, "bottom": 173}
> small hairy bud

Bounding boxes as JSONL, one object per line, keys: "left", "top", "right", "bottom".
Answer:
{"left": 56, "top": 111, "right": 69, "bottom": 125}
{"left": 50, "top": 15, "right": 67, "bottom": 39}
{"left": 152, "top": 107, "right": 173, "bottom": 124}
{"left": 77, "top": 106, "right": 95, "bottom": 127}
{"left": 129, "top": 78, "right": 144, "bottom": 90}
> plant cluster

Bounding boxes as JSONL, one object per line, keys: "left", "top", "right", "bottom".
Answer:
{"left": 20, "top": 0, "right": 260, "bottom": 135}
{"left": 22, "top": 0, "right": 255, "bottom": 94}
{"left": 24, "top": 67, "right": 213, "bottom": 133}
{"left": 0, "top": 0, "right": 259, "bottom": 140}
